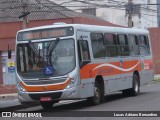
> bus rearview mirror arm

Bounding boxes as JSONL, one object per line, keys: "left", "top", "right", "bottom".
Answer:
{"left": 8, "top": 45, "right": 12, "bottom": 59}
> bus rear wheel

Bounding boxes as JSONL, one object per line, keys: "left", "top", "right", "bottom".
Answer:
{"left": 122, "top": 74, "right": 140, "bottom": 96}
{"left": 87, "top": 81, "right": 101, "bottom": 105}
{"left": 130, "top": 74, "right": 140, "bottom": 96}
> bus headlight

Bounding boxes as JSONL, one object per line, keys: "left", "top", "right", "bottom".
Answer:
{"left": 17, "top": 83, "right": 26, "bottom": 92}
{"left": 66, "top": 78, "right": 76, "bottom": 89}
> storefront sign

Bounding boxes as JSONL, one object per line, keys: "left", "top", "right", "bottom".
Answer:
{"left": 8, "top": 62, "right": 15, "bottom": 73}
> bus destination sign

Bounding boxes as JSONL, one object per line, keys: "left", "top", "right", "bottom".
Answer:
{"left": 17, "top": 27, "right": 74, "bottom": 41}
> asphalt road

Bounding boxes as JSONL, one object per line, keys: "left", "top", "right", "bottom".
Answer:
{"left": 1, "top": 81, "right": 160, "bottom": 120}
{"left": 18, "top": 81, "right": 160, "bottom": 112}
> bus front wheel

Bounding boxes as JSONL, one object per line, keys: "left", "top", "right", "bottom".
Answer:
{"left": 87, "top": 81, "right": 101, "bottom": 105}
{"left": 40, "top": 101, "right": 55, "bottom": 110}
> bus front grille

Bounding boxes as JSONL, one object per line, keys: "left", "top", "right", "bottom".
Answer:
{"left": 29, "top": 92, "right": 62, "bottom": 100}
{"left": 23, "top": 77, "right": 67, "bottom": 85}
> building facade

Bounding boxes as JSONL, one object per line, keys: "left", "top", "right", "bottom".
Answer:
{"left": 157, "top": 0, "right": 160, "bottom": 26}
{"left": 0, "top": 0, "right": 121, "bottom": 94}
{"left": 0, "top": 0, "right": 159, "bottom": 94}
{"left": 53, "top": 0, "right": 158, "bottom": 29}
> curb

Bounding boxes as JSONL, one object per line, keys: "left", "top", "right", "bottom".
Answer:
{"left": 154, "top": 77, "right": 160, "bottom": 80}
{"left": 0, "top": 93, "right": 17, "bottom": 99}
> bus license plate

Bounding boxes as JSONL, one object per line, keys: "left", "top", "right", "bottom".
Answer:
{"left": 40, "top": 97, "right": 52, "bottom": 101}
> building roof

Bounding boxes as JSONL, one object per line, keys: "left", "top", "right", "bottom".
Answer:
{"left": 0, "top": 0, "right": 113, "bottom": 24}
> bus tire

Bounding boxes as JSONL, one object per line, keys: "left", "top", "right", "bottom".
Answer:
{"left": 130, "top": 74, "right": 140, "bottom": 96}
{"left": 122, "top": 74, "right": 140, "bottom": 96}
{"left": 40, "top": 101, "right": 55, "bottom": 110}
{"left": 87, "top": 81, "right": 101, "bottom": 105}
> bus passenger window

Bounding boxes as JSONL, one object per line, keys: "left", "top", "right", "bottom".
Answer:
{"left": 128, "top": 35, "right": 140, "bottom": 56}
{"left": 117, "top": 34, "right": 129, "bottom": 56}
{"left": 91, "top": 33, "right": 106, "bottom": 58}
{"left": 138, "top": 35, "right": 150, "bottom": 56}
{"left": 104, "top": 33, "right": 118, "bottom": 57}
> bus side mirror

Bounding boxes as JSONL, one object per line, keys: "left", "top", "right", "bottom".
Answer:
{"left": 8, "top": 50, "right": 12, "bottom": 59}
{"left": 8, "top": 45, "right": 12, "bottom": 59}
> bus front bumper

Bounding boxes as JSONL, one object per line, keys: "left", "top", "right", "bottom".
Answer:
{"left": 18, "top": 85, "right": 80, "bottom": 103}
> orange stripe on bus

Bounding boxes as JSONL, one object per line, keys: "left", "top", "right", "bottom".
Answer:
{"left": 80, "top": 60, "right": 142, "bottom": 79}
{"left": 20, "top": 78, "right": 71, "bottom": 92}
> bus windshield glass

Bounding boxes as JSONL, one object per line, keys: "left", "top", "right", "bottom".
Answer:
{"left": 16, "top": 39, "right": 75, "bottom": 79}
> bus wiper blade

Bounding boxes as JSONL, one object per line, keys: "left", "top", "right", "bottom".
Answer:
{"left": 29, "top": 40, "right": 39, "bottom": 55}
{"left": 47, "top": 38, "right": 60, "bottom": 56}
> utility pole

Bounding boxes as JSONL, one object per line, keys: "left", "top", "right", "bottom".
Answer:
{"left": 19, "top": 0, "right": 30, "bottom": 29}
{"left": 128, "top": 0, "right": 133, "bottom": 27}
{"left": 22, "top": 4, "right": 28, "bottom": 29}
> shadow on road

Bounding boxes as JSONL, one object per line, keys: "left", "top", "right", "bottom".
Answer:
{"left": 37, "top": 92, "right": 139, "bottom": 112}
{"left": 0, "top": 91, "right": 151, "bottom": 112}
{"left": 0, "top": 102, "right": 40, "bottom": 112}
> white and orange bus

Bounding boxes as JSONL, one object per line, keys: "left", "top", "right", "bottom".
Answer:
{"left": 12, "top": 23, "right": 154, "bottom": 109}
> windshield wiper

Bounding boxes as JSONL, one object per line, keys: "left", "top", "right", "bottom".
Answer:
{"left": 46, "top": 38, "right": 60, "bottom": 66}
{"left": 29, "top": 40, "right": 39, "bottom": 55}
{"left": 47, "top": 38, "right": 60, "bottom": 56}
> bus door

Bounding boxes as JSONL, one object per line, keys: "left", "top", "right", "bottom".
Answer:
{"left": 116, "top": 34, "right": 131, "bottom": 90}
{"left": 76, "top": 31, "right": 93, "bottom": 97}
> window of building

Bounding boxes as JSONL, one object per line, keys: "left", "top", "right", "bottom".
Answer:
{"left": 117, "top": 34, "right": 129, "bottom": 56}
{"left": 104, "top": 33, "right": 118, "bottom": 57}
{"left": 91, "top": 33, "right": 106, "bottom": 58}
{"left": 82, "top": 8, "right": 96, "bottom": 16}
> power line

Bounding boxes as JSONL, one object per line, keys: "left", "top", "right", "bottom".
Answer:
{"left": 0, "top": 1, "right": 159, "bottom": 12}
{"left": 140, "top": 12, "right": 157, "bottom": 17}
{"left": 0, "top": 0, "right": 158, "bottom": 21}
{"left": 142, "top": 15, "right": 157, "bottom": 23}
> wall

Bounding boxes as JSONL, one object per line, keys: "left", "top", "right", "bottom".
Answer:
{"left": 0, "top": 17, "right": 121, "bottom": 51}
{"left": 0, "top": 18, "right": 73, "bottom": 51}
{"left": 0, "top": 18, "right": 159, "bottom": 94}
{"left": 149, "top": 27, "right": 160, "bottom": 74}
{"left": 0, "top": 17, "right": 121, "bottom": 94}
{"left": 0, "top": 22, "right": 22, "bottom": 51}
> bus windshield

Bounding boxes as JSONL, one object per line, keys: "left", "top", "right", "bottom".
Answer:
{"left": 16, "top": 39, "right": 75, "bottom": 79}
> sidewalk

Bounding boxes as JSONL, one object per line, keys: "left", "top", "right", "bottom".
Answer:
{"left": 154, "top": 74, "right": 160, "bottom": 80}
{"left": 0, "top": 93, "right": 17, "bottom": 99}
